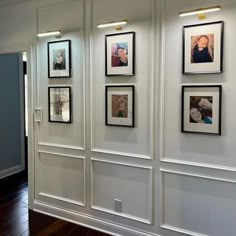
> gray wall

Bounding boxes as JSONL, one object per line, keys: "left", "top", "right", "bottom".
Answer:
{"left": 0, "top": 53, "right": 23, "bottom": 172}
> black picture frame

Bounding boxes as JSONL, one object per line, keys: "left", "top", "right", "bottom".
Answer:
{"left": 48, "top": 40, "right": 72, "bottom": 78}
{"left": 105, "top": 85, "right": 135, "bottom": 127}
{"left": 183, "top": 21, "right": 224, "bottom": 74}
{"left": 181, "top": 85, "right": 222, "bottom": 135}
{"left": 48, "top": 86, "right": 72, "bottom": 123}
{"left": 105, "top": 32, "right": 135, "bottom": 76}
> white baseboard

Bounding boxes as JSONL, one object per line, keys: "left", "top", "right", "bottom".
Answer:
{"left": 0, "top": 165, "right": 24, "bottom": 179}
{"left": 33, "top": 200, "right": 160, "bottom": 236}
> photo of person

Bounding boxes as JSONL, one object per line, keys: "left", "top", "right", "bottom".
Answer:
{"left": 53, "top": 49, "right": 66, "bottom": 70}
{"left": 112, "top": 95, "right": 128, "bottom": 118}
{"left": 191, "top": 34, "right": 214, "bottom": 63}
{"left": 49, "top": 87, "right": 71, "bottom": 123}
{"left": 189, "top": 96, "right": 213, "bottom": 124}
{"left": 111, "top": 42, "right": 128, "bottom": 67}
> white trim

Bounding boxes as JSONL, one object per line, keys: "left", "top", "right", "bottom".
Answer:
{"left": 27, "top": 43, "right": 37, "bottom": 210}
{"left": 91, "top": 158, "right": 153, "bottom": 224}
{"left": 159, "top": 0, "right": 166, "bottom": 162}
{"left": 82, "top": 2, "right": 87, "bottom": 152}
{"left": 160, "top": 168, "right": 236, "bottom": 184}
{"left": 161, "top": 224, "right": 207, "bottom": 236}
{"left": 148, "top": 0, "right": 155, "bottom": 161}
{"left": 38, "top": 142, "right": 85, "bottom": 151}
{"left": 37, "top": 152, "right": 86, "bottom": 206}
{"left": 33, "top": 200, "right": 161, "bottom": 236}
{"left": 19, "top": 54, "right": 25, "bottom": 171}
{"left": 38, "top": 150, "right": 86, "bottom": 160}
{"left": 91, "top": 205, "right": 151, "bottom": 225}
{"left": 91, "top": 158, "right": 153, "bottom": 170}
{"left": 39, "top": 192, "right": 85, "bottom": 207}
{"left": 161, "top": 158, "right": 236, "bottom": 173}
{"left": 0, "top": 165, "right": 24, "bottom": 179}
{"left": 91, "top": 148, "right": 151, "bottom": 160}
{"left": 181, "top": 82, "right": 223, "bottom": 86}
{"left": 104, "top": 83, "right": 136, "bottom": 86}
{"left": 158, "top": 0, "right": 166, "bottom": 226}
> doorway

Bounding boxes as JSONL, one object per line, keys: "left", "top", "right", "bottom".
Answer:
{"left": 0, "top": 52, "right": 29, "bottom": 234}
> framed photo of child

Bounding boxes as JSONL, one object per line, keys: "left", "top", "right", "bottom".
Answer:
{"left": 182, "top": 85, "right": 222, "bottom": 135}
{"left": 183, "top": 21, "right": 224, "bottom": 74}
{"left": 105, "top": 85, "right": 135, "bottom": 127}
{"left": 48, "top": 40, "right": 71, "bottom": 78}
{"left": 105, "top": 32, "right": 135, "bottom": 76}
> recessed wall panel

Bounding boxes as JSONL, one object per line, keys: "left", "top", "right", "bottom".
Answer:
{"left": 163, "top": 172, "right": 236, "bottom": 236}
{"left": 37, "top": 31, "right": 85, "bottom": 148}
{"left": 38, "top": 153, "right": 85, "bottom": 205}
{"left": 91, "top": 159, "right": 152, "bottom": 223}
{"left": 91, "top": 0, "right": 154, "bottom": 158}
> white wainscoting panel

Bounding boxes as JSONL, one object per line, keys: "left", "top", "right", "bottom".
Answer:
{"left": 90, "top": 0, "right": 154, "bottom": 159}
{"left": 162, "top": 171, "right": 236, "bottom": 236}
{"left": 37, "top": 152, "right": 86, "bottom": 206}
{"left": 37, "top": 31, "right": 85, "bottom": 149}
{"left": 91, "top": 158, "right": 153, "bottom": 224}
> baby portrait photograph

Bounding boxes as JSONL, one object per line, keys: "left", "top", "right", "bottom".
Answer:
{"left": 191, "top": 34, "right": 214, "bottom": 63}
{"left": 183, "top": 21, "right": 223, "bottom": 74}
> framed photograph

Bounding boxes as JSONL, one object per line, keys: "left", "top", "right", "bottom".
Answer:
{"left": 105, "top": 85, "right": 135, "bottom": 127}
{"left": 105, "top": 32, "right": 135, "bottom": 76}
{"left": 182, "top": 85, "right": 222, "bottom": 135}
{"left": 183, "top": 21, "right": 224, "bottom": 74}
{"left": 48, "top": 40, "right": 71, "bottom": 78}
{"left": 48, "top": 87, "right": 72, "bottom": 123}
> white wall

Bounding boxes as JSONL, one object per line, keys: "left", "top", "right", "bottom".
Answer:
{"left": 0, "top": 53, "right": 25, "bottom": 179}
{"left": 1, "top": 0, "right": 236, "bottom": 235}
{"left": 161, "top": 0, "right": 236, "bottom": 236}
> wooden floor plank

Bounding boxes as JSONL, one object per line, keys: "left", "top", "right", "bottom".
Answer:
{"left": 0, "top": 171, "right": 110, "bottom": 236}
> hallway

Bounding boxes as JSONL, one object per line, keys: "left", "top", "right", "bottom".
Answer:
{"left": 0, "top": 172, "right": 110, "bottom": 236}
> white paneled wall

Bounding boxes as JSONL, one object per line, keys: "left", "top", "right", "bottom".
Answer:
{"left": 162, "top": 172, "right": 236, "bottom": 236}
{"left": 37, "top": 152, "right": 86, "bottom": 206}
{"left": 91, "top": 159, "right": 153, "bottom": 224}
{"left": 0, "top": 0, "right": 235, "bottom": 235}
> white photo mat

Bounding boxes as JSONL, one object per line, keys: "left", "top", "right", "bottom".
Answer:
{"left": 106, "top": 86, "right": 134, "bottom": 127}
{"left": 48, "top": 40, "right": 71, "bottom": 78}
{"left": 49, "top": 87, "right": 71, "bottom": 123}
{"left": 183, "top": 21, "right": 223, "bottom": 74}
{"left": 182, "top": 86, "right": 221, "bottom": 134}
{"left": 106, "top": 32, "right": 134, "bottom": 76}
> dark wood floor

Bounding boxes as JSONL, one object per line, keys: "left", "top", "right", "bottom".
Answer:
{"left": 0, "top": 171, "right": 110, "bottom": 236}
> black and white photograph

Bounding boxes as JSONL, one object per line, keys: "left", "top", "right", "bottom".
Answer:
{"left": 48, "top": 87, "right": 72, "bottom": 123}
{"left": 48, "top": 40, "right": 71, "bottom": 78}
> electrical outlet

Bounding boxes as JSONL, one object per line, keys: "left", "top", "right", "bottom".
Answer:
{"left": 114, "top": 199, "right": 122, "bottom": 213}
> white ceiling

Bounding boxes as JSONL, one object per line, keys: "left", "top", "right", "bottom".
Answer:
{"left": 0, "top": 0, "right": 28, "bottom": 7}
